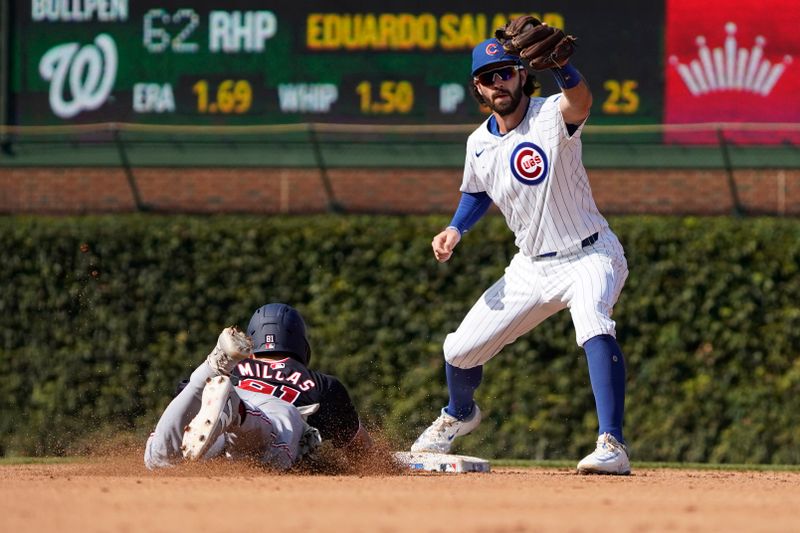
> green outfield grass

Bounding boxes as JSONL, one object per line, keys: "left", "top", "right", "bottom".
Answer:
{"left": 0, "top": 456, "right": 82, "bottom": 465}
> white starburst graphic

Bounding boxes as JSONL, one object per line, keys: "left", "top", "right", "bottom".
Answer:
{"left": 669, "top": 22, "right": 792, "bottom": 96}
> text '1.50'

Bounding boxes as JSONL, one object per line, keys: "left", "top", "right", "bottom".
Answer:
{"left": 356, "top": 81, "right": 414, "bottom": 114}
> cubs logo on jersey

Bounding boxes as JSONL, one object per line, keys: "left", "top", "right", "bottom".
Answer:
{"left": 509, "top": 142, "right": 549, "bottom": 185}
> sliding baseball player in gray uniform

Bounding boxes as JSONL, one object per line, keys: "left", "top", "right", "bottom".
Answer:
{"left": 411, "top": 25, "right": 631, "bottom": 475}
{"left": 145, "top": 303, "right": 372, "bottom": 470}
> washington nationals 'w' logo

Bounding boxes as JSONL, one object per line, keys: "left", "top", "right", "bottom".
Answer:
{"left": 39, "top": 34, "right": 118, "bottom": 119}
{"left": 510, "top": 142, "right": 549, "bottom": 185}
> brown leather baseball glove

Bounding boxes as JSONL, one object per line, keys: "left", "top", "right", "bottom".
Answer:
{"left": 495, "top": 15, "right": 577, "bottom": 70}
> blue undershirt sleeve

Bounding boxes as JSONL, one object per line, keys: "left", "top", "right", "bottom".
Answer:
{"left": 447, "top": 191, "right": 492, "bottom": 236}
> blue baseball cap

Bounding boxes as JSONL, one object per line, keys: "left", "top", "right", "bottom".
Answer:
{"left": 471, "top": 38, "right": 521, "bottom": 76}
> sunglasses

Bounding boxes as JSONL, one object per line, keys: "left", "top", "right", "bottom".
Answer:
{"left": 474, "top": 65, "right": 522, "bottom": 86}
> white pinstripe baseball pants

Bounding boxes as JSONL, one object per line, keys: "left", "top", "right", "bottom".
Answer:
{"left": 444, "top": 228, "right": 628, "bottom": 368}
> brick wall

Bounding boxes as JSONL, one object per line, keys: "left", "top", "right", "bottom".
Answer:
{"left": 0, "top": 167, "right": 797, "bottom": 216}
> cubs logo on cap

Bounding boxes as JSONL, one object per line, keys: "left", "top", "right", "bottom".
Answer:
{"left": 510, "top": 142, "right": 549, "bottom": 185}
{"left": 472, "top": 38, "right": 522, "bottom": 76}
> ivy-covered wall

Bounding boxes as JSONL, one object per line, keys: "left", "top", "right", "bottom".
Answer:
{"left": 2, "top": 215, "right": 799, "bottom": 463}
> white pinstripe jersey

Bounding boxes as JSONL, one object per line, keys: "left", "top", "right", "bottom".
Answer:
{"left": 461, "top": 94, "right": 608, "bottom": 257}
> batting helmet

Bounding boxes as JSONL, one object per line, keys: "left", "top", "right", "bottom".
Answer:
{"left": 247, "top": 303, "right": 312, "bottom": 366}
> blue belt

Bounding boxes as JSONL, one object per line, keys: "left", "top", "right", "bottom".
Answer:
{"left": 537, "top": 232, "right": 599, "bottom": 258}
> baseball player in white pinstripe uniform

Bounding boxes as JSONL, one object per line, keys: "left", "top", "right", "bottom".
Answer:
{"left": 411, "top": 36, "right": 631, "bottom": 475}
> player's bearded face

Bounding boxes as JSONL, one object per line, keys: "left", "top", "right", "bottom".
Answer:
{"left": 478, "top": 72, "right": 525, "bottom": 116}
{"left": 488, "top": 84, "right": 524, "bottom": 115}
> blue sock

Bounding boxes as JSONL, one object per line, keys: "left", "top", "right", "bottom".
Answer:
{"left": 583, "top": 335, "right": 626, "bottom": 443}
{"left": 444, "top": 362, "right": 483, "bottom": 420}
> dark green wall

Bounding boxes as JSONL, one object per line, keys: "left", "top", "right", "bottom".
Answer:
{"left": 2, "top": 214, "right": 799, "bottom": 463}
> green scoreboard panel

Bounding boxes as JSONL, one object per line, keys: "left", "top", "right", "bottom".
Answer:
{"left": 10, "top": 1, "right": 663, "bottom": 125}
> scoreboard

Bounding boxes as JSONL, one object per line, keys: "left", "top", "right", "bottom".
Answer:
{"left": 9, "top": 0, "right": 665, "bottom": 126}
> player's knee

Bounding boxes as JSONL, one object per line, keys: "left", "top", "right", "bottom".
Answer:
{"left": 143, "top": 434, "right": 174, "bottom": 470}
{"left": 443, "top": 335, "right": 464, "bottom": 365}
{"left": 573, "top": 302, "right": 618, "bottom": 345}
{"left": 443, "top": 336, "right": 484, "bottom": 368}
{"left": 576, "top": 321, "right": 617, "bottom": 347}
{"left": 444, "top": 353, "right": 473, "bottom": 368}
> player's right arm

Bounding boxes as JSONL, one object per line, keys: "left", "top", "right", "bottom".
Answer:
{"left": 307, "top": 373, "right": 372, "bottom": 453}
{"left": 434, "top": 191, "right": 492, "bottom": 262}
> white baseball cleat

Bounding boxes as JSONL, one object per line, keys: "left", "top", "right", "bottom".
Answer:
{"left": 410, "top": 404, "right": 482, "bottom": 454}
{"left": 577, "top": 433, "right": 631, "bottom": 475}
{"left": 181, "top": 375, "right": 240, "bottom": 461}
{"left": 206, "top": 326, "right": 253, "bottom": 375}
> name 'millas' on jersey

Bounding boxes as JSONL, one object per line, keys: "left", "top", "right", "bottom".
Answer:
{"left": 232, "top": 356, "right": 360, "bottom": 447}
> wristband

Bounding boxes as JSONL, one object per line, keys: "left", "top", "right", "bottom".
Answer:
{"left": 551, "top": 63, "right": 582, "bottom": 90}
{"left": 446, "top": 225, "right": 462, "bottom": 237}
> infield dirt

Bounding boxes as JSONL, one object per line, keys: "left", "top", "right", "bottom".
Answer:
{"left": 1, "top": 454, "right": 798, "bottom": 533}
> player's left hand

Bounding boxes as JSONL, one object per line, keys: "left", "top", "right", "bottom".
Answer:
{"left": 495, "top": 16, "right": 577, "bottom": 70}
{"left": 432, "top": 228, "right": 461, "bottom": 263}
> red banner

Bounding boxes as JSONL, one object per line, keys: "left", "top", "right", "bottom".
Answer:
{"left": 664, "top": 0, "right": 800, "bottom": 143}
